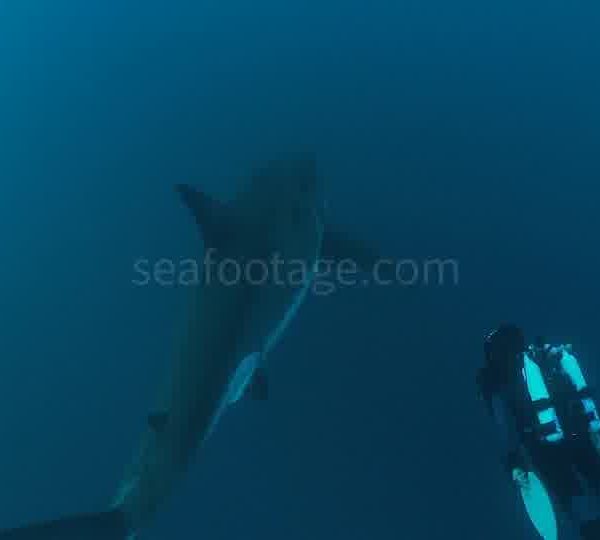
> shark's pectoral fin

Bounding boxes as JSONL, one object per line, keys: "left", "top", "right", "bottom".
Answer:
{"left": 175, "top": 184, "right": 231, "bottom": 247}
{"left": 148, "top": 411, "right": 169, "bottom": 433}
{"left": 247, "top": 367, "right": 269, "bottom": 401}
{"left": 321, "top": 228, "right": 384, "bottom": 274}
{"left": 0, "top": 509, "right": 129, "bottom": 540}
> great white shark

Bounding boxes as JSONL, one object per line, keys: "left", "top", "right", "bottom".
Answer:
{"left": 0, "top": 156, "right": 377, "bottom": 540}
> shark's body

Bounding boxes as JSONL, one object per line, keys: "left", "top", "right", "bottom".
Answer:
{"left": 115, "top": 157, "right": 325, "bottom": 535}
{"left": 0, "top": 157, "right": 328, "bottom": 540}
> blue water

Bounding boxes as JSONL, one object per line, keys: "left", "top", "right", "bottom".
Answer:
{"left": 1, "top": 2, "right": 599, "bottom": 539}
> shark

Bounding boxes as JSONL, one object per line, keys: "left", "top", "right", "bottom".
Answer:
{"left": 0, "top": 156, "right": 374, "bottom": 540}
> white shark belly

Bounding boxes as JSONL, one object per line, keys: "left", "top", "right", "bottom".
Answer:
{"left": 263, "top": 270, "right": 314, "bottom": 355}
{"left": 217, "top": 261, "right": 317, "bottom": 411}
{"left": 264, "top": 214, "right": 322, "bottom": 356}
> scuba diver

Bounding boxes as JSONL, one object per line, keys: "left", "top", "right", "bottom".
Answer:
{"left": 477, "top": 324, "right": 600, "bottom": 540}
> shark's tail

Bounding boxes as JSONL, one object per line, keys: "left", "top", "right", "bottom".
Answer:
{"left": 0, "top": 509, "right": 130, "bottom": 540}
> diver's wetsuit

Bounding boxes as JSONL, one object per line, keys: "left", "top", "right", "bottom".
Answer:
{"left": 479, "top": 345, "right": 600, "bottom": 538}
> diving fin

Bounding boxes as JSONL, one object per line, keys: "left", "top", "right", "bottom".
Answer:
{"left": 0, "top": 509, "right": 129, "bottom": 540}
{"left": 581, "top": 517, "right": 600, "bottom": 539}
{"left": 513, "top": 469, "right": 557, "bottom": 540}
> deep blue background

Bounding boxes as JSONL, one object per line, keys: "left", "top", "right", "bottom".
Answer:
{"left": 1, "top": 2, "right": 599, "bottom": 539}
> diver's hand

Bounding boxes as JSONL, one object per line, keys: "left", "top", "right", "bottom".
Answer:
{"left": 512, "top": 467, "right": 529, "bottom": 488}
{"left": 504, "top": 449, "right": 529, "bottom": 475}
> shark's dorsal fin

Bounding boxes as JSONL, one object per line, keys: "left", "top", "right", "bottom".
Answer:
{"left": 175, "top": 184, "right": 230, "bottom": 247}
{"left": 148, "top": 411, "right": 169, "bottom": 433}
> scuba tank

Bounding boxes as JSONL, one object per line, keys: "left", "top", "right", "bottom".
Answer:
{"left": 559, "top": 346, "right": 600, "bottom": 435}
{"left": 524, "top": 340, "right": 600, "bottom": 442}
{"left": 522, "top": 344, "right": 564, "bottom": 443}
